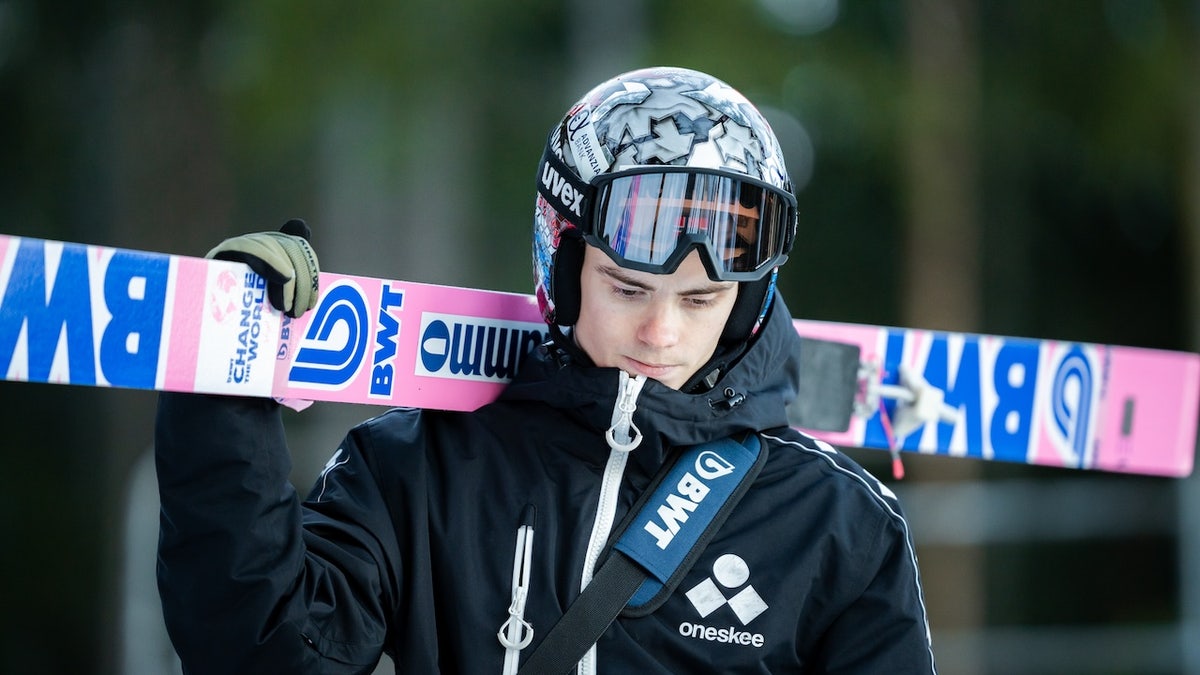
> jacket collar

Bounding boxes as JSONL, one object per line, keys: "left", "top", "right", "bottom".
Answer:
{"left": 499, "top": 292, "right": 802, "bottom": 475}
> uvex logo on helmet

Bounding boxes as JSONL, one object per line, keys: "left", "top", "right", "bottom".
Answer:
{"left": 538, "top": 161, "right": 586, "bottom": 219}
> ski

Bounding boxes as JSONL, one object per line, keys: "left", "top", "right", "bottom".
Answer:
{"left": 1, "top": 233, "right": 1195, "bottom": 477}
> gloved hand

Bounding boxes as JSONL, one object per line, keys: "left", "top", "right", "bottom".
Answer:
{"left": 206, "top": 219, "right": 320, "bottom": 318}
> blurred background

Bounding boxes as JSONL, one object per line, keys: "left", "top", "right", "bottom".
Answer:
{"left": 0, "top": 0, "right": 1197, "bottom": 673}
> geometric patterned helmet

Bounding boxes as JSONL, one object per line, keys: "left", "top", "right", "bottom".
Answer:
{"left": 533, "top": 66, "right": 797, "bottom": 343}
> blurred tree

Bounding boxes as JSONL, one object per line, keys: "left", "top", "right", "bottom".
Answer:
{"left": 0, "top": 1, "right": 1195, "bottom": 673}
{"left": 899, "top": 3, "right": 986, "bottom": 674}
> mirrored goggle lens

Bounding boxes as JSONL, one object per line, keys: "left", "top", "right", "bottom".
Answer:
{"left": 594, "top": 172, "right": 792, "bottom": 279}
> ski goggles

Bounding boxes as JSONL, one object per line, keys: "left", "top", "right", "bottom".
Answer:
{"left": 537, "top": 145, "right": 796, "bottom": 281}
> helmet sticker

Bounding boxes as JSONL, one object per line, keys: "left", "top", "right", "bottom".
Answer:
{"left": 566, "top": 105, "right": 610, "bottom": 181}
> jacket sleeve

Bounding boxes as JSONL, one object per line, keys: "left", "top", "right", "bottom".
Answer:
{"left": 810, "top": 497, "right": 937, "bottom": 673}
{"left": 154, "top": 392, "right": 400, "bottom": 674}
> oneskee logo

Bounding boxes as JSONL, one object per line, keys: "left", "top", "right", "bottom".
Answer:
{"left": 679, "top": 554, "right": 768, "bottom": 648}
{"left": 287, "top": 280, "right": 370, "bottom": 390}
{"left": 415, "top": 313, "right": 545, "bottom": 383}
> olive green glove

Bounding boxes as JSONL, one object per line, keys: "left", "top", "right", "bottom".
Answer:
{"left": 206, "top": 219, "right": 320, "bottom": 318}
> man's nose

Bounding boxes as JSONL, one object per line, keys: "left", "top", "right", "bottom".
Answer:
{"left": 636, "top": 302, "right": 682, "bottom": 348}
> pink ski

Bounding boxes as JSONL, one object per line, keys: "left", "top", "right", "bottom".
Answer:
{"left": 1, "top": 233, "right": 1194, "bottom": 477}
{"left": 791, "top": 320, "right": 1198, "bottom": 478}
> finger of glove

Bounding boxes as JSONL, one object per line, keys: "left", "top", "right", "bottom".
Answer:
{"left": 279, "top": 218, "right": 311, "bottom": 240}
{"left": 274, "top": 233, "right": 319, "bottom": 317}
{"left": 206, "top": 233, "right": 298, "bottom": 314}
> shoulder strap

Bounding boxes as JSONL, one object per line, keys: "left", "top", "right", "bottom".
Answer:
{"left": 517, "top": 434, "right": 768, "bottom": 675}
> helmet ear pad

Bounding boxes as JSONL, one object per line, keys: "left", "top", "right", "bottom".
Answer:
{"left": 721, "top": 273, "right": 774, "bottom": 344}
{"left": 550, "top": 228, "right": 585, "bottom": 327}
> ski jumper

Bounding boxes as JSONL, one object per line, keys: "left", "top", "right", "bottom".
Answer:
{"left": 155, "top": 293, "right": 936, "bottom": 673}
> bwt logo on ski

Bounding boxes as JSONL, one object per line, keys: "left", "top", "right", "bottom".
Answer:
{"left": 416, "top": 313, "right": 545, "bottom": 383}
{"left": 287, "top": 280, "right": 404, "bottom": 395}
{"left": 1049, "top": 344, "right": 1096, "bottom": 467}
{"left": 367, "top": 284, "right": 404, "bottom": 398}
{"left": 0, "top": 238, "right": 168, "bottom": 388}
{"left": 223, "top": 272, "right": 267, "bottom": 385}
{"left": 276, "top": 315, "right": 293, "bottom": 360}
{"left": 868, "top": 331, "right": 1099, "bottom": 467}
{"left": 644, "top": 450, "right": 737, "bottom": 550}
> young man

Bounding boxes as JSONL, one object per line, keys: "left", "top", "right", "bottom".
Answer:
{"left": 156, "top": 67, "right": 936, "bottom": 674}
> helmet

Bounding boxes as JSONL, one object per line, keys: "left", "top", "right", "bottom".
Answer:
{"left": 532, "top": 66, "right": 797, "bottom": 345}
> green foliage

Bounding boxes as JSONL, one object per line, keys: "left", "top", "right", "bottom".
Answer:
{"left": 0, "top": 2, "right": 1196, "bottom": 672}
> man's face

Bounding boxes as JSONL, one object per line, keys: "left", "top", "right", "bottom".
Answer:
{"left": 573, "top": 245, "right": 738, "bottom": 390}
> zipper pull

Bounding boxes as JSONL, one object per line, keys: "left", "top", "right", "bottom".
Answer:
{"left": 498, "top": 506, "right": 536, "bottom": 674}
{"left": 605, "top": 371, "right": 647, "bottom": 452}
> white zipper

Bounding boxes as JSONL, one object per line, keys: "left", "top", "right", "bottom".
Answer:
{"left": 498, "top": 507, "right": 536, "bottom": 675}
{"left": 576, "top": 371, "right": 646, "bottom": 675}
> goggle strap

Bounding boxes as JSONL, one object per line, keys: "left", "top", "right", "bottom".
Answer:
{"left": 536, "top": 144, "right": 595, "bottom": 230}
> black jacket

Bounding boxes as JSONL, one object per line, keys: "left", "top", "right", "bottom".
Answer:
{"left": 155, "top": 294, "right": 936, "bottom": 673}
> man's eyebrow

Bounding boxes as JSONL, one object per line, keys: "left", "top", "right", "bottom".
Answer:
{"left": 596, "top": 263, "right": 735, "bottom": 295}
{"left": 596, "top": 264, "right": 653, "bottom": 290}
{"left": 681, "top": 280, "right": 738, "bottom": 296}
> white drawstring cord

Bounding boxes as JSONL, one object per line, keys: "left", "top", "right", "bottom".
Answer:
{"left": 498, "top": 508, "right": 536, "bottom": 674}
